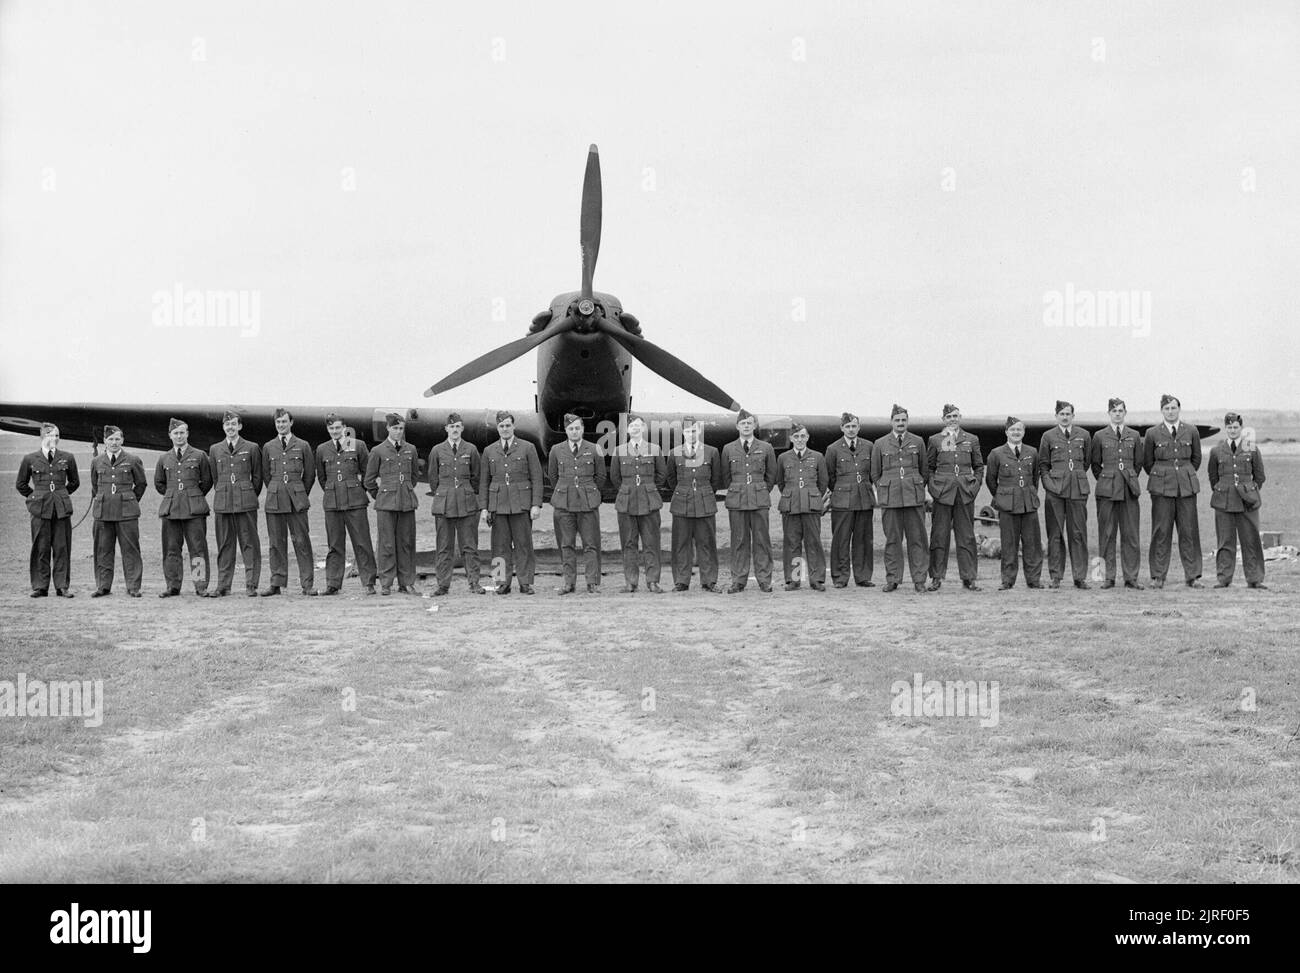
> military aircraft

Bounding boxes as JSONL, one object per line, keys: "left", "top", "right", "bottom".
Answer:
{"left": 0, "top": 144, "right": 1217, "bottom": 489}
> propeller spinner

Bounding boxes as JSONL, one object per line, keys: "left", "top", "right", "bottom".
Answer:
{"left": 424, "top": 146, "right": 740, "bottom": 411}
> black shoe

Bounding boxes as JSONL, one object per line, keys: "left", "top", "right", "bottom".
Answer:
{"left": 784, "top": 581, "right": 801, "bottom": 591}
{"left": 833, "top": 581, "right": 848, "bottom": 588}
{"left": 620, "top": 584, "right": 637, "bottom": 593}
{"left": 758, "top": 582, "right": 773, "bottom": 593}
{"left": 364, "top": 585, "right": 377, "bottom": 596}
{"left": 701, "top": 583, "right": 720, "bottom": 593}
{"left": 998, "top": 583, "right": 1014, "bottom": 590}
{"left": 647, "top": 583, "right": 663, "bottom": 593}
{"left": 1186, "top": 579, "right": 1204, "bottom": 589}
{"left": 1074, "top": 580, "right": 1090, "bottom": 590}
{"left": 92, "top": 589, "right": 111, "bottom": 598}
{"left": 673, "top": 583, "right": 689, "bottom": 592}
{"left": 1027, "top": 582, "right": 1043, "bottom": 589}
{"left": 586, "top": 584, "right": 600, "bottom": 594}
{"left": 246, "top": 588, "right": 259, "bottom": 597}
{"left": 30, "top": 589, "right": 48, "bottom": 598}
{"left": 1248, "top": 582, "right": 1269, "bottom": 589}
{"left": 259, "top": 586, "right": 281, "bottom": 597}
{"left": 127, "top": 590, "right": 141, "bottom": 598}
{"left": 1100, "top": 580, "right": 1115, "bottom": 589}
{"left": 927, "top": 579, "right": 942, "bottom": 592}
{"left": 1214, "top": 581, "right": 1230, "bottom": 588}
{"left": 1124, "top": 580, "right": 1145, "bottom": 590}
{"left": 963, "top": 581, "right": 982, "bottom": 592}
{"left": 883, "top": 582, "right": 898, "bottom": 592}
{"left": 323, "top": 587, "right": 341, "bottom": 596}
{"left": 205, "top": 589, "right": 230, "bottom": 598}
{"left": 1048, "top": 580, "right": 1061, "bottom": 589}
{"left": 557, "top": 585, "right": 575, "bottom": 596}
{"left": 468, "top": 584, "right": 486, "bottom": 594}
{"left": 495, "top": 585, "right": 511, "bottom": 595}
{"left": 159, "top": 589, "right": 180, "bottom": 598}
{"left": 810, "top": 582, "right": 826, "bottom": 591}
{"left": 397, "top": 585, "right": 416, "bottom": 595}
{"left": 56, "top": 589, "right": 74, "bottom": 598}
{"left": 856, "top": 580, "right": 877, "bottom": 588}
{"left": 727, "top": 583, "right": 745, "bottom": 594}
{"left": 380, "top": 587, "right": 392, "bottom": 596}
{"left": 302, "top": 588, "right": 318, "bottom": 596}
{"left": 1149, "top": 579, "right": 1164, "bottom": 589}
{"left": 432, "top": 586, "right": 449, "bottom": 596}
{"left": 519, "top": 585, "right": 535, "bottom": 595}
{"left": 914, "top": 583, "right": 927, "bottom": 593}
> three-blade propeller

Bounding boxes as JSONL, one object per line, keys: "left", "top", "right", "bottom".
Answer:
{"left": 425, "top": 145, "right": 740, "bottom": 411}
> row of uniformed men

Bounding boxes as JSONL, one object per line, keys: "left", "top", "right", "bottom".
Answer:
{"left": 15, "top": 395, "right": 1267, "bottom": 598}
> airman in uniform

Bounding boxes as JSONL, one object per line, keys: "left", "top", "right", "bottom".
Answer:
{"left": 1038, "top": 400, "right": 1092, "bottom": 589}
{"left": 154, "top": 417, "right": 212, "bottom": 597}
{"left": 1143, "top": 394, "right": 1203, "bottom": 588}
{"left": 89, "top": 425, "right": 146, "bottom": 597}
{"left": 429, "top": 412, "right": 484, "bottom": 596}
{"left": 478, "top": 411, "right": 544, "bottom": 595}
{"left": 925, "top": 404, "right": 985, "bottom": 591}
{"left": 609, "top": 414, "right": 667, "bottom": 593}
{"left": 1089, "top": 397, "right": 1144, "bottom": 589}
{"left": 317, "top": 413, "right": 378, "bottom": 595}
{"left": 871, "top": 404, "right": 929, "bottom": 593}
{"left": 823, "top": 412, "right": 876, "bottom": 588}
{"left": 1208, "top": 412, "right": 1266, "bottom": 589}
{"left": 209, "top": 410, "right": 263, "bottom": 597}
{"left": 664, "top": 416, "right": 723, "bottom": 592}
{"left": 364, "top": 413, "right": 422, "bottom": 595}
{"left": 984, "top": 417, "right": 1043, "bottom": 589}
{"left": 16, "top": 422, "right": 80, "bottom": 597}
{"left": 547, "top": 413, "right": 606, "bottom": 594}
{"left": 261, "top": 408, "right": 316, "bottom": 596}
{"left": 720, "top": 409, "right": 778, "bottom": 593}
{"left": 775, "top": 422, "right": 828, "bottom": 590}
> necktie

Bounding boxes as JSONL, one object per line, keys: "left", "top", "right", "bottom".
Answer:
{"left": 633, "top": 442, "right": 639, "bottom": 456}
{"left": 176, "top": 447, "right": 183, "bottom": 462}
{"left": 452, "top": 442, "right": 459, "bottom": 456}
{"left": 743, "top": 440, "right": 750, "bottom": 455}
{"left": 503, "top": 440, "right": 510, "bottom": 454}
{"left": 686, "top": 447, "right": 694, "bottom": 459}
{"left": 1231, "top": 440, "right": 1238, "bottom": 454}
{"left": 1014, "top": 446, "right": 1021, "bottom": 459}
{"left": 47, "top": 451, "right": 54, "bottom": 463}
{"left": 336, "top": 440, "right": 342, "bottom": 454}
{"left": 1114, "top": 426, "right": 1121, "bottom": 437}
{"left": 848, "top": 440, "right": 856, "bottom": 453}
{"left": 230, "top": 439, "right": 238, "bottom": 453}
{"left": 571, "top": 442, "right": 578, "bottom": 457}
{"left": 897, "top": 435, "right": 903, "bottom": 448}
{"left": 281, "top": 436, "right": 288, "bottom": 451}
{"left": 797, "top": 450, "right": 804, "bottom": 460}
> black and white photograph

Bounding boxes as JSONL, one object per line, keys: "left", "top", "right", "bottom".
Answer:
{"left": 0, "top": 0, "right": 1296, "bottom": 925}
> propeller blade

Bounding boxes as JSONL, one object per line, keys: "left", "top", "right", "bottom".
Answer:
{"left": 594, "top": 318, "right": 741, "bottom": 412}
{"left": 424, "top": 317, "right": 576, "bottom": 397}
{"left": 580, "top": 145, "right": 601, "bottom": 300}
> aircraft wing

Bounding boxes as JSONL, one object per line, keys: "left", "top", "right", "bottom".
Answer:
{"left": 0, "top": 401, "right": 541, "bottom": 455}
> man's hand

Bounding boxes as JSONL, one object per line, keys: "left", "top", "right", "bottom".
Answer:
{"left": 821, "top": 489, "right": 832, "bottom": 506}
{"left": 483, "top": 510, "right": 495, "bottom": 528}
{"left": 530, "top": 505, "right": 542, "bottom": 521}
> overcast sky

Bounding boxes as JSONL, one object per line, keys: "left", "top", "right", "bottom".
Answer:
{"left": 2, "top": 0, "right": 1296, "bottom": 419}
